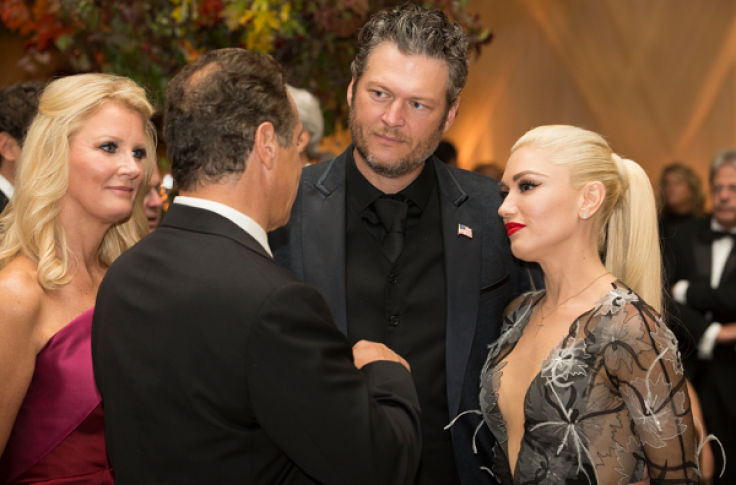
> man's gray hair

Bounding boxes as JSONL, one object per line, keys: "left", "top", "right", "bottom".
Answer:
{"left": 710, "top": 148, "right": 736, "bottom": 184}
{"left": 286, "top": 85, "right": 324, "bottom": 160}
{"left": 350, "top": 4, "right": 469, "bottom": 108}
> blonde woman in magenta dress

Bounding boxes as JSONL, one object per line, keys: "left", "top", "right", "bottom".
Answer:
{"left": 453, "top": 126, "right": 716, "bottom": 485}
{"left": 0, "top": 74, "right": 155, "bottom": 484}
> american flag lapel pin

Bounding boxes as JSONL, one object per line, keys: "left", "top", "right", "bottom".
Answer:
{"left": 458, "top": 224, "right": 473, "bottom": 238}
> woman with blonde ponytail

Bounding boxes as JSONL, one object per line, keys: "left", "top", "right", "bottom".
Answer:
{"left": 0, "top": 73, "right": 155, "bottom": 484}
{"left": 455, "top": 126, "right": 702, "bottom": 484}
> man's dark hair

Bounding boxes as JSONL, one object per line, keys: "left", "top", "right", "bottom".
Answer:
{"left": 165, "top": 48, "right": 296, "bottom": 191}
{"left": 0, "top": 80, "right": 44, "bottom": 145}
{"left": 350, "top": 4, "right": 469, "bottom": 108}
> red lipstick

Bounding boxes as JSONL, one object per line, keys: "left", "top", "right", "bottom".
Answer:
{"left": 505, "top": 222, "right": 525, "bottom": 236}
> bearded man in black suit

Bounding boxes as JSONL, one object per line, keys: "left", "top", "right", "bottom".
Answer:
{"left": 269, "top": 6, "right": 538, "bottom": 485}
{"left": 92, "top": 48, "right": 421, "bottom": 485}
{"left": 667, "top": 148, "right": 736, "bottom": 484}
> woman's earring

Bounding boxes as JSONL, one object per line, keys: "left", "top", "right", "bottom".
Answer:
{"left": 581, "top": 213, "right": 588, "bottom": 219}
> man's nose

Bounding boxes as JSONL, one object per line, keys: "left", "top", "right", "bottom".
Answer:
{"left": 382, "top": 101, "right": 405, "bottom": 127}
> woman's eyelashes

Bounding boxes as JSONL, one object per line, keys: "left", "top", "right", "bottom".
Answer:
{"left": 99, "top": 142, "right": 146, "bottom": 159}
{"left": 518, "top": 179, "right": 540, "bottom": 193}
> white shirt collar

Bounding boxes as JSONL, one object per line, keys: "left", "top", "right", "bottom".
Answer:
{"left": 173, "top": 196, "right": 272, "bottom": 257}
{"left": 711, "top": 218, "right": 736, "bottom": 234}
{"left": 0, "top": 173, "right": 14, "bottom": 199}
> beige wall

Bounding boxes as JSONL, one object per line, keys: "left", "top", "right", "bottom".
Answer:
{"left": 448, "top": 0, "right": 736, "bottom": 195}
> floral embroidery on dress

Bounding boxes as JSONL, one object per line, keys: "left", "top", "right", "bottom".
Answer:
{"left": 452, "top": 281, "right": 703, "bottom": 485}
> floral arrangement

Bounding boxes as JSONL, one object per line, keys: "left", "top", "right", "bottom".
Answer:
{"left": 1, "top": 0, "right": 491, "bottom": 133}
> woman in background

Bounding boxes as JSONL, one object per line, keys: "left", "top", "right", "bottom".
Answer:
{"left": 464, "top": 125, "right": 705, "bottom": 484}
{"left": 0, "top": 73, "right": 155, "bottom": 484}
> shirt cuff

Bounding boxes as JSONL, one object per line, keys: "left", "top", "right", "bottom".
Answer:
{"left": 697, "top": 323, "right": 723, "bottom": 360}
{"left": 672, "top": 280, "right": 690, "bottom": 304}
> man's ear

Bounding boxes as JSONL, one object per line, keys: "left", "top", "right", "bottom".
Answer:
{"left": 579, "top": 181, "right": 606, "bottom": 219}
{"left": 253, "top": 122, "right": 277, "bottom": 171}
{"left": 297, "top": 130, "right": 310, "bottom": 156}
{"left": 347, "top": 78, "right": 356, "bottom": 108}
{"left": 443, "top": 97, "right": 461, "bottom": 134}
{"left": 0, "top": 132, "right": 21, "bottom": 164}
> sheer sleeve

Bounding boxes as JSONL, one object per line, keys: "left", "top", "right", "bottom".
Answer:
{"left": 607, "top": 300, "right": 700, "bottom": 484}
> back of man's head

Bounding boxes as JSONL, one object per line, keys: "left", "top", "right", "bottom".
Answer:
{"left": 350, "top": 5, "right": 469, "bottom": 108}
{"left": 165, "top": 48, "right": 296, "bottom": 191}
{"left": 0, "top": 81, "right": 44, "bottom": 164}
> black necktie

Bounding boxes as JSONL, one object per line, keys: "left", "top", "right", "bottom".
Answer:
{"left": 371, "top": 196, "right": 409, "bottom": 262}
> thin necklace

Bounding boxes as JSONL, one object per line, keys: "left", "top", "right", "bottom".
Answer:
{"left": 534, "top": 272, "right": 610, "bottom": 337}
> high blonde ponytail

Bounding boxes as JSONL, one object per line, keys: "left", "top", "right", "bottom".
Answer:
{"left": 511, "top": 125, "right": 662, "bottom": 312}
{"left": 605, "top": 155, "right": 661, "bottom": 312}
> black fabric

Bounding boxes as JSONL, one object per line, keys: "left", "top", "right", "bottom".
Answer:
{"left": 372, "top": 196, "right": 409, "bottom": 262}
{"left": 346, "top": 155, "right": 454, "bottom": 485}
{"left": 0, "top": 189, "right": 8, "bottom": 214}
{"left": 665, "top": 217, "right": 736, "bottom": 484}
{"left": 270, "top": 145, "right": 545, "bottom": 485}
{"left": 92, "top": 204, "right": 422, "bottom": 485}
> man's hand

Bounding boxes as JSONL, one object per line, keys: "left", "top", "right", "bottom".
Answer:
{"left": 352, "top": 340, "right": 411, "bottom": 372}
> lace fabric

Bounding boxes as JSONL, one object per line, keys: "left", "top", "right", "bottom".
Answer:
{"left": 474, "top": 281, "right": 702, "bottom": 485}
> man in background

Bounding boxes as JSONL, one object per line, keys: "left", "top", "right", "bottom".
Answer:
{"left": 0, "top": 81, "right": 44, "bottom": 212}
{"left": 93, "top": 48, "right": 421, "bottom": 485}
{"left": 270, "top": 6, "right": 536, "bottom": 484}
{"left": 143, "top": 164, "right": 163, "bottom": 231}
{"left": 286, "top": 84, "right": 324, "bottom": 166}
{"left": 668, "top": 148, "right": 736, "bottom": 484}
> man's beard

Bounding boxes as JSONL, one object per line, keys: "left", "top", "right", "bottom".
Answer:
{"left": 348, "top": 104, "right": 446, "bottom": 179}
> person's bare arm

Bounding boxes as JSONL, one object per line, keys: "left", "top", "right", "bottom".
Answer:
{"left": 0, "top": 268, "right": 42, "bottom": 457}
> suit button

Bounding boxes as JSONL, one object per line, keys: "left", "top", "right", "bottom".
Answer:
{"left": 390, "top": 315, "right": 399, "bottom": 326}
{"left": 389, "top": 274, "right": 398, "bottom": 284}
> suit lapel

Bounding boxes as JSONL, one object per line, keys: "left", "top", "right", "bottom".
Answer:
{"left": 302, "top": 154, "right": 349, "bottom": 334}
{"left": 435, "top": 160, "right": 482, "bottom": 417}
{"left": 721, "top": 243, "right": 736, "bottom": 286}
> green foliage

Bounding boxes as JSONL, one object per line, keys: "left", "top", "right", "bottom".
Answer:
{"left": 1, "top": 0, "right": 491, "bottom": 134}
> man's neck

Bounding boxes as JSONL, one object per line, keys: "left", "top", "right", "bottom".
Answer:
{"left": 353, "top": 148, "right": 424, "bottom": 195}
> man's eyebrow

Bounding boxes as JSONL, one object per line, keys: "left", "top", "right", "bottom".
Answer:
{"left": 512, "top": 171, "right": 547, "bottom": 182}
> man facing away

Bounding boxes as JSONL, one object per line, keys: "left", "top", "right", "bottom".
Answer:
{"left": 92, "top": 48, "right": 421, "bottom": 485}
{"left": 0, "top": 81, "right": 44, "bottom": 213}
{"left": 270, "top": 6, "right": 537, "bottom": 485}
{"left": 668, "top": 148, "right": 736, "bottom": 484}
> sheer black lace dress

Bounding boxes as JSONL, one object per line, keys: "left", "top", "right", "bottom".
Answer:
{"left": 458, "top": 281, "right": 704, "bottom": 485}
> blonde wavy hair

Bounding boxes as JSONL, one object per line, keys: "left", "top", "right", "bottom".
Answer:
{"left": 512, "top": 125, "right": 662, "bottom": 313}
{"left": 0, "top": 73, "right": 156, "bottom": 289}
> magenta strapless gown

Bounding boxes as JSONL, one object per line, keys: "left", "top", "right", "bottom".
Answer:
{"left": 0, "top": 308, "right": 113, "bottom": 484}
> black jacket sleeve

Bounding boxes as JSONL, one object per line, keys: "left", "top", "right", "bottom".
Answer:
{"left": 246, "top": 281, "right": 422, "bottom": 485}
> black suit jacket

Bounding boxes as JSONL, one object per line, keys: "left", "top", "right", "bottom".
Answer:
{"left": 666, "top": 217, "right": 736, "bottom": 411}
{"left": 270, "top": 150, "right": 538, "bottom": 485}
{"left": 92, "top": 204, "right": 422, "bottom": 485}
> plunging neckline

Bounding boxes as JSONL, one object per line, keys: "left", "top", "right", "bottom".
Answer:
{"left": 493, "top": 290, "right": 605, "bottom": 482}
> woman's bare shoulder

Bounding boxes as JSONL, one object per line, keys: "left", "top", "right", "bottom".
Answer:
{"left": 0, "top": 256, "right": 44, "bottom": 333}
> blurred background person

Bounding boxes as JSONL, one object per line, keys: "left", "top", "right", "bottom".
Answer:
{"left": 667, "top": 148, "right": 736, "bottom": 484}
{"left": 144, "top": 163, "right": 163, "bottom": 231}
{"left": 0, "top": 73, "right": 155, "bottom": 484}
{"left": 0, "top": 81, "right": 44, "bottom": 213}
{"left": 659, "top": 162, "right": 706, "bottom": 238}
{"left": 286, "top": 84, "right": 324, "bottom": 166}
{"left": 472, "top": 161, "right": 503, "bottom": 180}
{"left": 433, "top": 140, "right": 457, "bottom": 167}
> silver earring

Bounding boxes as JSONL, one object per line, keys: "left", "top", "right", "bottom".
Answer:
{"left": 581, "top": 213, "right": 588, "bottom": 219}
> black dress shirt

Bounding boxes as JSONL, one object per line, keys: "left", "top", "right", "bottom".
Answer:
{"left": 345, "top": 151, "right": 458, "bottom": 485}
